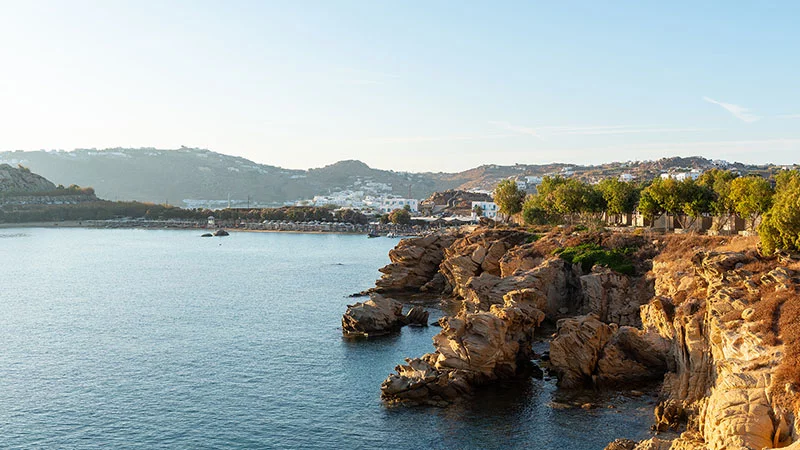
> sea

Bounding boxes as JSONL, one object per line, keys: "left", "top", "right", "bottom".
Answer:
{"left": 0, "top": 228, "right": 657, "bottom": 449}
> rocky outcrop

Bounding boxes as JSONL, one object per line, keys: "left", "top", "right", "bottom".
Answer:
{"left": 374, "top": 232, "right": 461, "bottom": 293}
{"left": 460, "top": 257, "right": 576, "bottom": 314}
{"left": 342, "top": 295, "right": 405, "bottom": 337}
{"left": 549, "top": 314, "right": 669, "bottom": 388}
{"left": 342, "top": 295, "right": 432, "bottom": 337}
{"left": 380, "top": 298, "right": 545, "bottom": 405}
{"left": 439, "top": 228, "right": 531, "bottom": 298}
{"left": 622, "top": 250, "right": 800, "bottom": 449}
{"left": 579, "top": 266, "right": 655, "bottom": 327}
{"left": 0, "top": 164, "right": 56, "bottom": 193}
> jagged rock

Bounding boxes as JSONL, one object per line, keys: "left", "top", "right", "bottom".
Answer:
{"left": 595, "top": 326, "right": 668, "bottom": 386}
{"left": 579, "top": 266, "right": 654, "bottom": 326}
{"left": 460, "top": 257, "right": 575, "bottom": 314}
{"left": 342, "top": 295, "right": 405, "bottom": 337}
{"left": 549, "top": 314, "right": 615, "bottom": 388}
{"left": 381, "top": 299, "right": 545, "bottom": 405}
{"left": 405, "top": 307, "right": 429, "bottom": 327}
{"left": 375, "top": 233, "right": 460, "bottom": 293}
{"left": 604, "top": 438, "right": 637, "bottom": 450}
{"left": 439, "top": 228, "right": 531, "bottom": 298}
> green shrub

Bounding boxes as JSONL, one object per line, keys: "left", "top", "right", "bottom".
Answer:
{"left": 553, "top": 243, "right": 636, "bottom": 275}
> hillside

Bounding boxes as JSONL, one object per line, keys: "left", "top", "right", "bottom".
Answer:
{"left": 0, "top": 164, "right": 56, "bottom": 193}
{"left": 0, "top": 148, "right": 789, "bottom": 206}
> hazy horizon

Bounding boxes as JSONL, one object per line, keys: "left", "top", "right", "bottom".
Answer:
{"left": 2, "top": 146, "right": 798, "bottom": 175}
{"left": 1, "top": 1, "right": 799, "bottom": 172}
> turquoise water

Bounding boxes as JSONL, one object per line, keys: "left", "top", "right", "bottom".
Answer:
{"left": 0, "top": 228, "right": 655, "bottom": 449}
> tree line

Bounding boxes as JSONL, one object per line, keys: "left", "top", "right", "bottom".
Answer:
{"left": 493, "top": 169, "right": 800, "bottom": 254}
{"left": 0, "top": 203, "right": 371, "bottom": 225}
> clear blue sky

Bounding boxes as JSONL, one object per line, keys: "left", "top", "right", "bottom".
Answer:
{"left": 1, "top": 1, "right": 798, "bottom": 171}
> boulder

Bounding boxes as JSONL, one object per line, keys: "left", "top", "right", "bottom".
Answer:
{"left": 549, "top": 314, "right": 614, "bottom": 388}
{"left": 342, "top": 295, "right": 405, "bottom": 337}
{"left": 405, "top": 306, "right": 429, "bottom": 327}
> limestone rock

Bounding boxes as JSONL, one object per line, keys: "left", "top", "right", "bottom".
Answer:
{"left": 579, "top": 266, "right": 654, "bottom": 326}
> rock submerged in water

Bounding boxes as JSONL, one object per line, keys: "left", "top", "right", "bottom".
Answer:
{"left": 405, "top": 306, "right": 429, "bottom": 327}
{"left": 201, "top": 233, "right": 213, "bottom": 237}
{"left": 342, "top": 295, "right": 405, "bottom": 337}
{"left": 214, "top": 229, "right": 230, "bottom": 236}
{"left": 342, "top": 296, "right": 432, "bottom": 337}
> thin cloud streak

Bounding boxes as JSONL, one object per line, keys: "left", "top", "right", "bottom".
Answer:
{"left": 777, "top": 114, "right": 800, "bottom": 119}
{"left": 702, "top": 97, "right": 760, "bottom": 123}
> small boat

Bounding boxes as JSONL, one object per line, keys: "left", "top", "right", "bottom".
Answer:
{"left": 367, "top": 232, "right": 380, "bottom": 238}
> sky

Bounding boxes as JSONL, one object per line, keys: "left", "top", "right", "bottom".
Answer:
{"left": 1, "top": 1, "right": 799, "bottom": 172}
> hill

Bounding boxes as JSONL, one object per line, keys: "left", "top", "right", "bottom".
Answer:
{"left": 0, "top": 148, "right": 789, "bottom": 206}
{"left": 0, "top": 164, "right": 56, "bottom": 193}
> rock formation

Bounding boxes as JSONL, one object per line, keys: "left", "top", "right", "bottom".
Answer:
{"left": 342, "top": 295, "right": 406, "bottom": 337}
{"left": 369, "top": 226, "right": 800, "bottom": 448}
{"left": 342, "top": 295, "right": 432, "bottom": 337}
{"left": 622, "top": 249, "right": 800, "bottom": 449}
{"left": 438, "top": 228, "right": 531, "bottom": 298}
{"left": 380, "top": 298, "right": 545, "bottom": 405}
{"left": 374, "top": 232, "right": 462, "bottom": 294}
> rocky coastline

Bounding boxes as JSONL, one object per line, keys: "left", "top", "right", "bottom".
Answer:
{"left": 352, "top": 224, "right": 800, "bottom": 449}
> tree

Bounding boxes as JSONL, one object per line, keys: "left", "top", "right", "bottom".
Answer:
{"left": 472, "top": 204, "right": 484, "bottom": 217}
{"left": 494, "top": 179, "right": 524, "bottom": 221}
{"left": 759, "top": 170, "right": 800, "bottom": 254}
{"left": 697, "top": 169, "right": 738, "bottom": 229}
{"left": 521, "top": 194, "right": 550, "bottom": 225}
{"left": 597, "top": 178, "right": 639, "bottom": 216}
{"left": 388, "top": 208, "right": 411, "bottom": 225}
{"left": 729, "top": 176, "right": 774, "bottom": 231}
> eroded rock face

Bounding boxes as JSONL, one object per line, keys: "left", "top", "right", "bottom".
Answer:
{"left": 439, "top": 228, "right": 531, "bottom": 298}
{"left": 374, "top": 233, "right": 461, "bottom": 293}
{"left": 579, "top": 266, "right": 655, "bottom": 327}
{"left": 550, "top": 314, "right": 668, "bottom": 388}
{"left": 460, "top": 257, "right": 576, "bottom": 315}
{"left": 342, "top": 295, "right": 405, "bottom": 337}
{"left": 632, "top": 251, "right": 800, "bottom": 449}
{"left": 380, "top": 299, "right": 545, "bottom": 405}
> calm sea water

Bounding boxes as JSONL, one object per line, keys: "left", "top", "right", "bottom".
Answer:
{"left": 0, "top": 228, "right": 656, "bottom": 449}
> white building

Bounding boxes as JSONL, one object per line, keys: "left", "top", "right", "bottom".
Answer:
{"left": 377, "top": 197, "right": 418, "bottom": 213}
{"left": 619, "top": 173, "right": 635, "bottom": 182}
{"left": 471, "top": 201, "right": 499, "bottom": 219}
{"left": 660, "top": 169, "right": 703, "bottom": 181}
{"left": 525, "top": 176, "right": 543, "bottom": 186}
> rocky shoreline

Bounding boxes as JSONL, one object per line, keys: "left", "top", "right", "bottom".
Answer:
{"left": 347, "top": 225, "right": 800, "bottom": 449}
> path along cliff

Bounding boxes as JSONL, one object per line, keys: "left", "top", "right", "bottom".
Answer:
{"left": 367, "top": 225, "right": 800, "bottom": 449}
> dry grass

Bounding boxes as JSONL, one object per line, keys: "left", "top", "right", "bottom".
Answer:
{"left": 773, "top": 293, "right": 800, "bottom": 409}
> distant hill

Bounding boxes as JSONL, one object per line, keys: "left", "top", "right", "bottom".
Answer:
{"left": 0, "top": 148, "right": 788, "bottom": 206}
{"left": 0, "top": 164, "right": 56, "bottom": 193}
{"left": 0, "top": 148, "right": 461, "bottom": 206}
